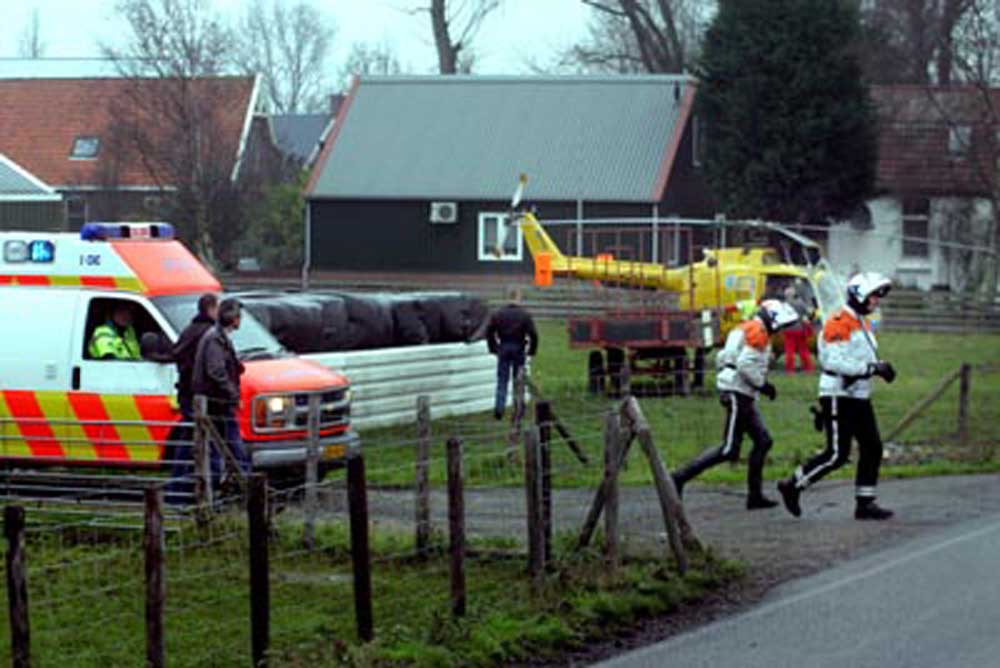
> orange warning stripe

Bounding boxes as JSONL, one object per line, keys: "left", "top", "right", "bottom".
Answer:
{"left": 0, "top": 391, "right": 177, "bottom": 463}
{"left": 0, "top": 274, "right": 145, "bottom": 292}
{"left": 1, "top": 390, "right": 64, "bottom": 458}
{"left": 68, "top": 393, "right": 131, "bottom": 461}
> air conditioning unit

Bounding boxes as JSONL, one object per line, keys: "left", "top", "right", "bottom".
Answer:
{"left": 429, "top": 201, "right": 458, "bottom": 224}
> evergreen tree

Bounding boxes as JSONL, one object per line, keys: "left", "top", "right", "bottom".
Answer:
{"left": 697, "top": 0, "right": 878, "bottom": 223}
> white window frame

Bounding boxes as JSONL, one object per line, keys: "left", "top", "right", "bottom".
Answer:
{"left": 901, "top": 197, "right": 930, "bottom": 260}
{"left": 70, "top": 136, "right": 101, "bottom": 160}
{"left": 477, "top": 212, "right": 522, "bottom": 262}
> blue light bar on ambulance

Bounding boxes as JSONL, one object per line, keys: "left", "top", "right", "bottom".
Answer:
{"left": 80, "top": 222, "right": 175, "bottom": 241}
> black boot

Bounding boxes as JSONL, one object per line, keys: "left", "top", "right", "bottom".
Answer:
{"left": 746, "top": 495, "right": 778, "bottom": 510}
{"left": 855, "top": 498, "right": 893, "bottom": 520}
{"left": 671, "top": 446, "right": 726, "bottom": 500}
{"left": 671, "top": 472, "right": 685, "bottom": 499}
{"left": 777, "top": 478, "right": 802, "bottom": 517}
{"left": 746, "top": 442, "right": 775, "bottom": 510}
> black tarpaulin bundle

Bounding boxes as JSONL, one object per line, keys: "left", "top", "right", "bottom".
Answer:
{"left": 236, "top": 291, "right": 489, "bottom": 353}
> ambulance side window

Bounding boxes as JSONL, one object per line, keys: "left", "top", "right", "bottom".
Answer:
{"left": 84, "top": 297, "right": 168, "bottom": 361}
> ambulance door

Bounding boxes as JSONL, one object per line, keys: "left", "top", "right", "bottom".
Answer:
{"left": 0, "top": 289, "right": 77, "bottom": 461}
{"left": 70, "top": 293, "right": 179, "bottom": 465}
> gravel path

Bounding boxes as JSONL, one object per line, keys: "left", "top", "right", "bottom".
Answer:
{"left": 354, "top": 473, "right": 1000, "bottom": 665}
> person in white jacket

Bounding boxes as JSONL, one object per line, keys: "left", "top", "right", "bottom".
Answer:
{"left": 672, "top": 299, "right": 800, "bottom": 509}
{"left": 777, "top": 272, "right": 896, "bottom": 520}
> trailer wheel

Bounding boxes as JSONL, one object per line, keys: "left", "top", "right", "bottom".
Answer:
{"left": 606, "top": 347, "right": 625, "bottom": 397}
{"left": 587, "top": 350, "right": 606, "bottom": 395}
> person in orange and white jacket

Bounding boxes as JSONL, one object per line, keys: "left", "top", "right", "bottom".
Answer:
{"left": 672, "top": 299, "right": 800, "bottom": 510}
{"left": 778, "top": 272, "right": 897, "bottom": 521}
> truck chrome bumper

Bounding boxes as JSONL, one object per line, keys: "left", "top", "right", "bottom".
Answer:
{"left": 249, "top": 429, "right": 361, "bottom": 469}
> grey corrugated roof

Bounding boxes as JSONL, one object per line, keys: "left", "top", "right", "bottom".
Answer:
{"left": 0, "top": 153, "right": 56, "bottom": 196}
{"left": 271, "top": 113, "right": 333, "bottom": 163}
{"left": 309, "top": 75, "right": 694, "bottom": 202}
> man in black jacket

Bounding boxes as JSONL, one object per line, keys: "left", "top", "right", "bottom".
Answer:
{"left": 486, "top": 287, "right": 538, "bottom": 419}
{"left": 167, "top": 294, "right": 217, "bottom": 497}
{"left": 192, "top": 298, "right": 250, "bottom": 479}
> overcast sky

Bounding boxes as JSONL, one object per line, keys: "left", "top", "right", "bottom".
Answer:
{"left": 0, "top": 0, "right": 591, "bottom": 79}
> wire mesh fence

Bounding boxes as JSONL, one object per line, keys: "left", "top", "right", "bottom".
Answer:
{"left": 1, "top": 357, "right": 998, "bottom": 666}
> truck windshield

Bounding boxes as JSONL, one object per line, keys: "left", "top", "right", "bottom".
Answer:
{"left": 153, "top": 294, "right": 285, "bottom": 360}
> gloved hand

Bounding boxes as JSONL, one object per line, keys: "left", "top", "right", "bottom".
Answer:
{"left": 870, "top": 361, "right": 896, "bottom": 384}
{"left": 760, "top": 382, "right": 777, "bottom": 401}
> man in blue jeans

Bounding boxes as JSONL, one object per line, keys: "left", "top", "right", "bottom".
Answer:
{"left": 486, "top": 288, "right": 538, "bottom": 419}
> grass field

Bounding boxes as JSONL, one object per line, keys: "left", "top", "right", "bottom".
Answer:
{"left": 360, "top": 321, "right": 1000, "bottom": 489}
{"left": 1, "top": 323, "right": 996, "bottom": 667}
{"left": 0, "top": 513, "right": 741, "bottom": 667}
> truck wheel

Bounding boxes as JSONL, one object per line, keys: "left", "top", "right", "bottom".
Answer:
{"left": 587, "top": 351, "right": 606, "bottom": 395}
{"left": 606, "top": 347, "right": 625, "bottom": 397}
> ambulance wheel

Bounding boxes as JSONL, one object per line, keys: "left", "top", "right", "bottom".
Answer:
{"left": 587, "top": 351, "right": 606, "bottom": 394}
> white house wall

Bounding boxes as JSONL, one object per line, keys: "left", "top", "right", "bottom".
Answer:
{"left": 827, "top": 197, "right": 907, "bottom": 283}
{"left": 827, "top": 196, "right": 994, "bottom": 291}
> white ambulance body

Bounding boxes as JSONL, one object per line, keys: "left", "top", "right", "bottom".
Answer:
{"left": 0, "top": 223, "right": 357, "bottom": 471}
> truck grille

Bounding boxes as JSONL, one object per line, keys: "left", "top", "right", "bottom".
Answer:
{"left": 291, "top": 388, "right": 350, "bottom": 429}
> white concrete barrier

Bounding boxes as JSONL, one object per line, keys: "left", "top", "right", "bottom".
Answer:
{"left": 305, "top": 341, "right": 502, "bottom": 431}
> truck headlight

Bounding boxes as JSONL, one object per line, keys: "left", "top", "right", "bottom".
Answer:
{"left": 253, "top": 395, "right": 294, "bottom": 430}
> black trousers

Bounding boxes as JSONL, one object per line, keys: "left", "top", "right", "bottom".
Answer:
{"left": 795, "top": 396, "right": 882, "bottom": 498}
{"left": 673, "top": 392, "right": 773, "bottom": 498}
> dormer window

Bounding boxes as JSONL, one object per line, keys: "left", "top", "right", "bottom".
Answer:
{"left": 70, "top": 136, "right": 100, "bottom": 160}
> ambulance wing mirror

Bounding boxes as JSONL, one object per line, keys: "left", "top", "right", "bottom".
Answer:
{"left": 141, "top": 332, "right": 174, "bottom": 363}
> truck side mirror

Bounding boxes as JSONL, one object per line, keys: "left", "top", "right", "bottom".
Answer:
{"left": 141, "top": 332, "right": 174, "bottom": 363}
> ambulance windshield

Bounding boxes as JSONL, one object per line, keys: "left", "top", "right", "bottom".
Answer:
{"left": 154, "top": 294, "right": 285, "bottom": 360}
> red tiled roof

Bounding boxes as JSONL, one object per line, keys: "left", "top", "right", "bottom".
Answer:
{"left": 0, "top": 77, "right": 256, "bottom": 188}
{"left": 872, "top": 85, "right": 999, "bottom": 197}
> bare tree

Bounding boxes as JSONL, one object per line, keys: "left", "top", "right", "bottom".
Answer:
{"left": 17, "top": 9, "right": 46, "bottom": 58}
{"left": 415, "top": 0, "right": 500, "bottom": 74}
{"left": 235, "top": 0, "right": 334, "bottom": 113}
{"left": 558, "top": 0, "right": 709, "bottom": 74}
{"left": 338, "top": 41, "right": 404, "bottom": 90}
{"left": 101, "top": 0, "right": 266, "bottom": 268}
{"left": 859, "top": 0, "right": 975, "bottom": 84}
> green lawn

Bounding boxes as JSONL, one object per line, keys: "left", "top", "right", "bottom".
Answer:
{"left": 360, "top": 322, "right": 1000, "bottom": 489}
{"left": 0, "top": 515, "right": 741, "bottom": 667}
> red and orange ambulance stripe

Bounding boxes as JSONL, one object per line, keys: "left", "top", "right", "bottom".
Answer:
{"left": 0, "top": 390, "right": 178, "bottom": 464}
{"left": 0, "top": 275, "right": 145, "bottom": 292}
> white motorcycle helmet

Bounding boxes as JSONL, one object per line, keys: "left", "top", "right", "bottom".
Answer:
{"left": 757, "top": 299, "right": 800, "bottom": 334}
{"left": 846, "top": 272, "right": 891, "bottom": 315}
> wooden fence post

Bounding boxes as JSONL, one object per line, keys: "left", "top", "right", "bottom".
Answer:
{"left": 446, "top": 437, "right": 466, "bottom": 616}
{"left": 193, "top": 394, "right": 213, "bottom": 511}
{"left": 535, "top": 401, "right": 553, "bottom": 564}
{"left": 4, "top": 505, "right": 30, "bottom": 668}
{"left": 347, "top": 454, "right": 374, "bottom": 642}
{"left": 415, "top": 395, "right": 432, "bottom": 557}
{"left": 621, "top": 397, "right": 700, "bottom": 572}
{"left": 885, "top": 366, "right": 963, "bottom": 442}
{"left": 247, "top": 474, "right": 270, "bottom": 667}
{"left": 603, "top": 411, "right": 620, "bottom": 573}
{"left": 144, "top": 488, "right": 165, "bottom": 668}
{"left": 958, "top": 363, "right": 971, "bottom": 446}
{"left": 523, "top": 427, "right": 545, "bottom": 583}
{"left": 577, "top": 422, "right": 634, "bottom": 550}
{"left": 304, "top": 393, "right": 321, "bottom": 550}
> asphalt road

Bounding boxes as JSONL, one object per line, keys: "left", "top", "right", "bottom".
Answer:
{"left": 596, "top": 511, "right": 1000, "bottom": 668}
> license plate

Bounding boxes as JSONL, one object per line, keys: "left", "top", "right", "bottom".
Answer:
{"left": 323, "top": 444, "right": 346, "bottom": 459}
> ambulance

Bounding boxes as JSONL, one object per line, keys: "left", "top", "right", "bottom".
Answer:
{"left": 0, "top": 223, "right": 358, "bottom": 474}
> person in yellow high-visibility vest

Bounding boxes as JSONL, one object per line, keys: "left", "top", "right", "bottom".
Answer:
{"left": 88, "top": 304, "right": 141, "bottom": 360}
